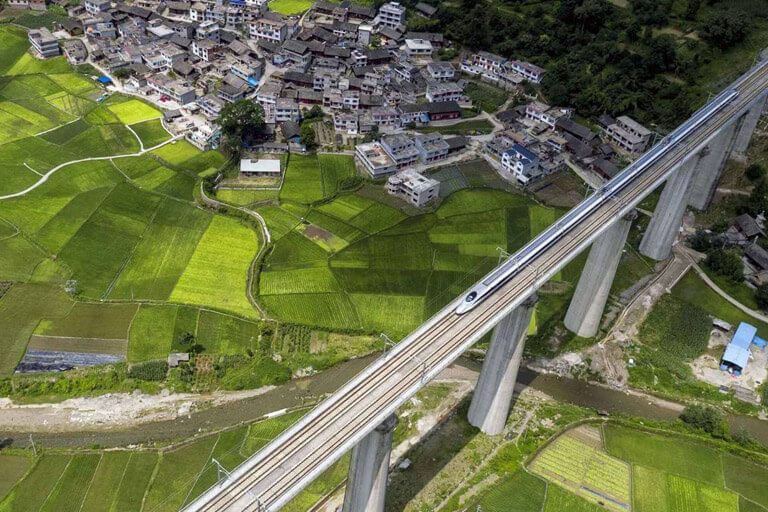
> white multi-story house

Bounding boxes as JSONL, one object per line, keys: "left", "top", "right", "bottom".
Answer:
{"left": 84, "top": 0, "right": 111, "bottom": 15}
{"left": 275, "top": 98, "right": 300, "bottom": 122}
{"left": 414, "top": 132, "right": 449, "bottom": 163}
{"left": 375, "top": 1, "right": 405, "bottom": 29}
{"left": 525, "top": 102, "right": 571, "bottom": 130}
{"left": 249, "top": 14, "right": 290, "bottom": 43}
{"left": 426, "top": 82, "right": 463, "bottom": 103}
{"left": 191, "top": 39, "right": 218, "bottom": 62}
{"left": 507, "top": 60, "right": 545, "bottom": 84}
{"left": 381, "top": 134, "right": 419, "bottom": 168}
{"left": 603, "top": 115, "right": 651, "bottom": 155}
{"left": 28, "top": 28, "right": 59, "bottom": 58}
{"left": 334, "top": 112, "right": 359, "bottom": 134}
{"left": 356, "top": 142, "right": 398, "bottom": 177}
{"left": 386, "top": 169, "right": 440, "bottom": 206}
{"left": 501, "top": 144, "right": 540, "bottom": 185}
{"left": 402, "top": 38, "right": 433, "bottom": 58}
{"left": 472, "top": 51, "right": 506, "bottom": 74}
{"left": 189, "top": 2, "right": 206, "bottom": 21}
{"left": 426, "top": 61, "right": 454, "bottom": 82}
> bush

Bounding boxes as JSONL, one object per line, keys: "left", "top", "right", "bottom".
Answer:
{"left": 0, "top": 379, "right": 11, "bottom": 397}
{"left": 689, "top": 229, "right": 713, "bottom": 252}
{"left": 680, "top": 404, "right": 728, "bottom": 438}
{"left": 705, "top": 248, "right": 744, "bottom": 282}
{"left": 756, "top": 284, "right": 768, "bottom": 310}
{"left": 127, "top": 360, "right": 168, "bottom": 381}
{"left": 700, "top": 9, "right": 750, "bottom": 50}
{"left": 746, "top": 164, "right": 765, "bottom": 182}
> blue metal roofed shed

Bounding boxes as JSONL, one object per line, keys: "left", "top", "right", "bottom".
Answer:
{"left": 720, "top": 322, "right": 762, "bottom": 375}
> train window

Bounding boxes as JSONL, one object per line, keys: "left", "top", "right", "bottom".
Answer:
{"left": 465, "top": 292, "right": 477, "bottom": 302}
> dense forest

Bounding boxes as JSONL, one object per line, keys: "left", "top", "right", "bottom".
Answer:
{"left": 392, "top": 0, "right": 768, "bottom": 130}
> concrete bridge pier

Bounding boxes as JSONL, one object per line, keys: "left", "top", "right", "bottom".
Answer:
{"left": 563, "top": 210, "right": 637, "bottom": 338}
{"left": 342, "top": 413, "right": 398, "bottom": 512}
{"left": 732, "top": 92, "right": 768, "bottom": 162}
{"left": 467, "top": 294, "right": 538, "bottom": 436}
{"left": 688, "top": 122, "right": 738, "bottom": 210}
{"left": 639, "top": 154, "right": 701, "bottom": 261}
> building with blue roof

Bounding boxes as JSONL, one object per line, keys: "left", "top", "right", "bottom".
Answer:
{"left": 501, "top": 144, "right": 540, "bottom": 185}
{"left": 720, "top": 322, "right": 766, "bottom": 374}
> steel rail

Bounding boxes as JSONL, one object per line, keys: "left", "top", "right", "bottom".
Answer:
{"left": 183, "top": 62, "right": 768, "bottom": 512}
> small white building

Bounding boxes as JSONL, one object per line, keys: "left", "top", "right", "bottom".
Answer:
{"left": 240, "top": 158, "right": 282, "bottom": 177}
{"left": 386, "top": 169, "right": 440, "bottom": 206}
{"left": 402, "top": 38, "right": 433, "bottom": 58}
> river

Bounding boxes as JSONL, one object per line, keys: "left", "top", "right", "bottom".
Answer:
{"left": 2, "top": 355, "right": 767, "bottom": 448}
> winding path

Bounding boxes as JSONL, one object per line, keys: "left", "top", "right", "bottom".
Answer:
{"left": 0, "top": 134, "right": 184, "bottom": 201}
{"left": 681, "top": 246, "right": 768, "bottom": 324}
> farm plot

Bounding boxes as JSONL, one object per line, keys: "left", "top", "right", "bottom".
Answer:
{"left": 110, "top": 199, "right": 212, "bottom": 300}
{"left": 107, "top": 98, "right": 162, "bottom": 125}
{"left": 258, "top": 188, "right": 552, "bottom": 335}
{"left": 216, "top": 188, "right": 279, "bottom": 206}
{"left": 169, "top": 215, "right": 259, "bottom": 318}
{"left": 127, "top": 304, "right": 177, "bottom": 362}
{"left": 0, "top": 413, "right": 315, "bottom": 512}
{"left": 131, "top": 118, "right": 171, "bottom": 148}
{"left": 0, "top": 455, "right": 31, "bottom": 501}
{"left": 151, "top": 140, "right": 224, "bottom": 176}
{"left": 280, "top": 154, "right": 324, "bottom": 204}
{"left": 58, "top": 183, "right": 162, "bottom": 298}
{"left": 604, "top": 424, "right": 725, "bottom": 486}
{"left": 530, "top": 425, "right": 630, "bottom": 512}
{"left": 469, "top": 469, "right": 546, "bottom": 512}
{"left": 318, "top": 153, "right": 356, "bottom": 197}
{"left": 0, "top": 284, "right": 73, "bottom": 376}
{"left": 0, "top": 26, "right": 29, "bottom": 75}
{"left": 195, "top": 310, "right": 262, "bottom": 354}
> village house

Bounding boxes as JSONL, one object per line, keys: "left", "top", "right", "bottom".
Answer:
{"left": 603, "top": 115, "right": 651, "bottom": 155}
{"left": 356, "top": 141, "right": 398, "bottom": 177}
{"left": 240, "top": 157, "right": 282, "bottom": 178}
{"left": 28, "top": 28, "right": 60, "bottom": 58}
{"left": 501, "top": 144, "right": 540, "bottom": 185}
{"left": 386, "top": 169, "right": 440, "bottom": 206}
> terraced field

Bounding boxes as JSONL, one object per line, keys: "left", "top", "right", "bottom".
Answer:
{"left": 258, "top": 188, "right": 569, "bottom": 337}
{"left": 474, "top": 423, "right": 768, "bottom": 512}
{"left": 0, "top": 412, "right": 314, "bottom": 512}
{"left": 0, "top": 29, "right": 256, "bottom": 375}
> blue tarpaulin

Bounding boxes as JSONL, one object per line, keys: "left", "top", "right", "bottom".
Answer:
{"left": 753, "top": 336, "right": 767, "bottom": 349}
{"left": 98, "top": 76, "right": 112, "bottom": 84}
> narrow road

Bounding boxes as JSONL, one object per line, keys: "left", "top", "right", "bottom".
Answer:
{"left": 0, "top": 135, "right": 184, "bottom": 200}
{"left": 681, "top": 246, "right": 768, "bottom": 323}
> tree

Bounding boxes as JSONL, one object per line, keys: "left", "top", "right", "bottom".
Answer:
{"left": 685, "top": 0, "right": 700, "bottom": 20}
{"left": 744, "top": 178, "right": 768, "bottom": 216}
{"left": 701, "top": 9, "right": 750, "bottom": 50}
{"left": 705, "top": 248, "right": 744, "bottom": 282}
{"left": 680, "top": 404, "right": 727, "bottom": 437}
{"left": 113, "top": 68, "right": 133, "bottom": 80}
{"left": 756, "top": 284, "right": 768, "bottom": 310}
{"left": 299, "top": 123, "right": 316, "bottom": 149}
{"left": 746, "top": 164, "right": 765, "bottom": 182}
{"left": 303, "top": 105, "right": 324, "bottom": 121}
{"left": 362, "top": 125, "right": 379, "bottom": 143}
{"left": 689, "top": 229, "right": 713, "bottom": 252}
{"left": 218, "top": 100, "right": 265, "bottom": 157}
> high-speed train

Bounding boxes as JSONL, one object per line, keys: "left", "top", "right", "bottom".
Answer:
{"left": 455, "top": 87, "right": 741, "bottom": 315}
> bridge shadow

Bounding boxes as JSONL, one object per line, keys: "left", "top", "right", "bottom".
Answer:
{"left": 385, "top": 396, "right": 477, "bottom": 512}
{"left": 384, "top": 359, "right": 536, "bottom": 511}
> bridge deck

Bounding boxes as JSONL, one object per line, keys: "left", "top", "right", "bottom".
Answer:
{"left": 182, "top": 63, "right": 768, "bottom": 512}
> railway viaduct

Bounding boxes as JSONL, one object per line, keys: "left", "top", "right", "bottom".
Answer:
{"left": 182, "top": 61, "right": 768, "bottom": 512}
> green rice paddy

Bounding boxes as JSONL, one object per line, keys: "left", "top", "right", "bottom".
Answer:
{"left": 0, "top": 412, "right": 310, "bottom": 512}
{"left": 473, "top": 423, "right": 768, "bottom": 512}
{"left": 259, "top": 188, "right": 568, "bottom": 337}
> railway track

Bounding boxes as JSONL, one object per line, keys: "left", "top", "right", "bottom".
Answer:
{"left": 181, "top": 62, "right": 768, "bottom": 512}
